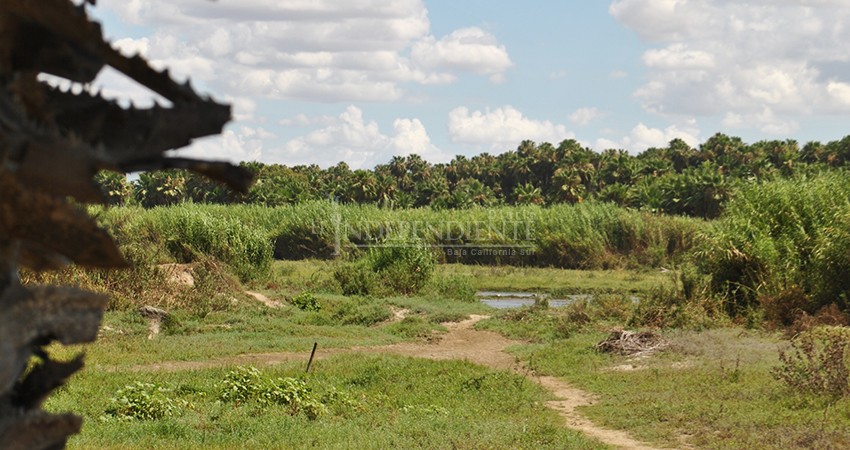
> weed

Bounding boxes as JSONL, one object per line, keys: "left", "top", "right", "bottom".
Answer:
{"left": 102, "top": 382, "right": 189, "bottom": 421}
{"left": 333, "top": 260, "right": 378, "bottom": 296}
{"left": 424, "top": 274, "right": 476, "bottom": 302}
{"left": 774, "top": 326, "right": 850, "bottom": 398}
{"left": 218, "top": 366, "right": 328, "bottom": 419}
{"left": 291, "top": 292, "right": 321, "bottom": 312}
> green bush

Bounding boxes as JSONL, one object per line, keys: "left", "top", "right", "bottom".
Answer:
{"left": 218, "top": 366, "right": 328, "bottom": 418}
{"left": 425, "top": 274, "right": 476, "bottom": 302}
{"left": 291, "top": 291, "right": 321, "bottom": 312}
{"left": 333, "top": 260, "right": 378, "bottom": 296}
{"left": 102, "top": 382, "right": 188, "bottom": 421}
{"left": 366, "top": 236, "right": 436, "bottom": 295}
{"left": 385, "top": 316, "right": 440, "bottom": 339}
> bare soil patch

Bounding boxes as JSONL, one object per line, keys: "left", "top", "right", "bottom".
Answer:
{"left": 244, "top": 291, "right": 283, "bottom": 308}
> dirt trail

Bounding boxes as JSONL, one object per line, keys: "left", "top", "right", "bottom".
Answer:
{"left": 122, "top": 315, "right": 666, "bottom": 450}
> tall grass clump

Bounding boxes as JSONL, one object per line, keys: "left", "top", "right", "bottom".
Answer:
{"left": 130, "top": 204, "right": 273, "bottom": 281}
{"left": 334, "top": 233, "right": 436, "bottom": 296}
{"left": 696, "top": 171, "right": 850, "bottom": 317}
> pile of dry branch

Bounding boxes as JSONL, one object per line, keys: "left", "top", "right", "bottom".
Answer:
{"left": 595, "top": 330, "right": 665, "bottom": 356}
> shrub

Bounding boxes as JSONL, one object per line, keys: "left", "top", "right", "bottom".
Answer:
{"left": 218, "top": 366, "right": 328, "bottom": 418}
{"left": 773, "top": 326, "right": 850, "bottom": 397}
{"left": 696, "top": 172, "right": 850, "bottom": 317}
{"left": 366, "top": 236, "right": 436, "bottom": 295}
{"left": 102, "top": 382, "right": 188, "bottom": 421}
{"left": 291, "top": 291, "right": 321, "bottom": 312}
{"left": 331, "top": 298, "right": 392, "bottom": 326}
{"left": 385, "top": 316, "right": 440, "bottom": 339}
{"left": 333, "top": 260, "right": 378, "bottom": 296}
{"left": 629, "top": 270, "right": 722, "bottom": 329}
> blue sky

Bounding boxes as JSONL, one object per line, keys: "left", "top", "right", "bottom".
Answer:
{"left": 83, "top": 0, "right": 850, "bottom": 169}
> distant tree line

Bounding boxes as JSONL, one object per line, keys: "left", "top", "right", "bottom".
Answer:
{"left": 98, "top": 133, "right": 850, "bottom": 218}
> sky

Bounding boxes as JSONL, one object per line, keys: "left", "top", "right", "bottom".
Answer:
{"left": 79, "top": 0, "right": 850, "bottom": 169}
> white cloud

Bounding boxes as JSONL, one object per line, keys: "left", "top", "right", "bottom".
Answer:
{"left": 596, "top": 122, "right": 700, "bottom": 152}
{"left": 448, "top": 106, "right": 575, "bottom": 152}
{"left": 96, "top": 0, "right": 512, "bottom": 103}
{"left": 569, "top": 107, "right": 603, "bottom": 127}
{"left": 828, "top": 81, "right": 850, "bottom": 106}
{"left": 721, "top": 107, "right": 799, "bottom": 135}
{"left": 272, "top": 106, "right": 447, "bottom": 169}
{"left": 411, "top": 27, "right": 513, "bottom": 79}
{"left": 171, "top": 125, "right": 272, "bottom": 163}
{"left": 611, "top": 0, "right": 850, "bottom": 134}
{"left": 642, "top": 44, "right": 715, "bottom": 70}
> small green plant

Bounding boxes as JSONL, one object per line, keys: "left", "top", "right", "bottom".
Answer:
{"left": 773, "top": 326, "right": 850, "bottom": 398}
{"left": 218, "top": 366, "right": 329, "bottom": 419}
{"left": 219, "top": 366, "right": 264, "bottom": 405}
{"left": 291, "top": 291, "right": 321, "bottom": 312}
{"left": 102, "top": 381, "right": 189, "bottom": 421}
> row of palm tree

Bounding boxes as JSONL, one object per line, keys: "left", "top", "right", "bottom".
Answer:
{"left": 97, "top": 133, "right": 850, "bottom": 218}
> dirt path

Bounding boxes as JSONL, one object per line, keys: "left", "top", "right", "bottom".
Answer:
{"left": 122, "top": 315, "right": 666, "bottom": 450}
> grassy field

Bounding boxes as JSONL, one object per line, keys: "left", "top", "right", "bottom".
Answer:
{"left": 477, "top": 304, "right": 850, "bottom": 449}
{"left": 45, "top": 263, "right": 613, "bottom": 449}
{"left": 51, "top": 356, "right": 604, "bottom": 449}
{"left": 35, "top": 259, "right": 850, "bottom": 449}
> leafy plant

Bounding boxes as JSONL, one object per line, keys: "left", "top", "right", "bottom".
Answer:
{"left": 102, "top": 382, "right": 189, "bottom": 421}
{"left": 218, "top": 366, "right": 328, "bottom": 419}
{"left": 291, "top": 291, "right": 321, "bottom": 312}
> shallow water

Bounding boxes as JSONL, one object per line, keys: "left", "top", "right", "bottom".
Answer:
{"left": 476, "top": 291, "right": 591, "bottom": 309}
{"left": 476, "top": 291, "right": 637, "bottom": 309}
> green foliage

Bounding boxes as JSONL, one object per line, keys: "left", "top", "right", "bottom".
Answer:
{"left": 774, "top": 326, "right": 850, "bottom": 398}
{"left": 696, "top": 172, "right": 850, "bottom": 316}
{"left": 218, "top": 366, "right": 328, "bottom": 418}
{"left": 134, "top": 170, "right": 187, "bottom": 207}
{"left": 94, "top": 171, "right": 133, "bottom": 206}
{"left": 109, "top": 133, "right": 850, "bottom": 220}
{"left": 334, "top": 235, "right": 436, "bottom": 296}
{"left": 424, "top": 274, "right": 476, "bottom": 302}
{"left": 366, "top": 236, "right": 436, "bottom": 295}
{"left": 102, "top": 382, "right": 189, "bottom": 421}
{"left": 135, "top": 205, "right": 273, "bottom": 281}
{"left": 290, "top": 291, "right": 321, "bottom": 312}
{"left": 629, "top": 268, "right": 722, "bottom": 329}
{"left": 333, "top": 260, "right": 377, "bottom": 296}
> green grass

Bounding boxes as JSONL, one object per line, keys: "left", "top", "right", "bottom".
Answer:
{"left": 440, "top": 264, "right": 673, "bottom": 295}
{"left": 49, "top": 356, "right": 605, "bottom": 449}
{"left": 477, "top": 304, "right": 850, "bottom": 449}
{"left": 92, "top": 201, "right": 705, "bottom": 273}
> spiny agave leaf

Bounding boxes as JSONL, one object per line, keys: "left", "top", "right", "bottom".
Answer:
{"left": 117, "top": 157, "right": 254, "bottom": 194}
{"left": 0, "top": 177, "right": 127, "bottom": 268}
{"left": 42, "top": 84, "right": 232, "bottom": 160}
{"left": 0, "top": 411, "right": 82, "bottom": 450}
{"left": 18, "top": 242, "right": 71, "bottom": 272}
{"left": 0, "top": 284, "right": 106, "bottom": 394}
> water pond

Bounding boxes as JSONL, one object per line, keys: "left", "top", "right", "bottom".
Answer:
{"left": 476, "top": 291, "right": 637, "bottom": 309}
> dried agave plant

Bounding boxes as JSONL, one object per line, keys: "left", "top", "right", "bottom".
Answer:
{"left": 0, "top": 0, "right": 251, "bottom": 447}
